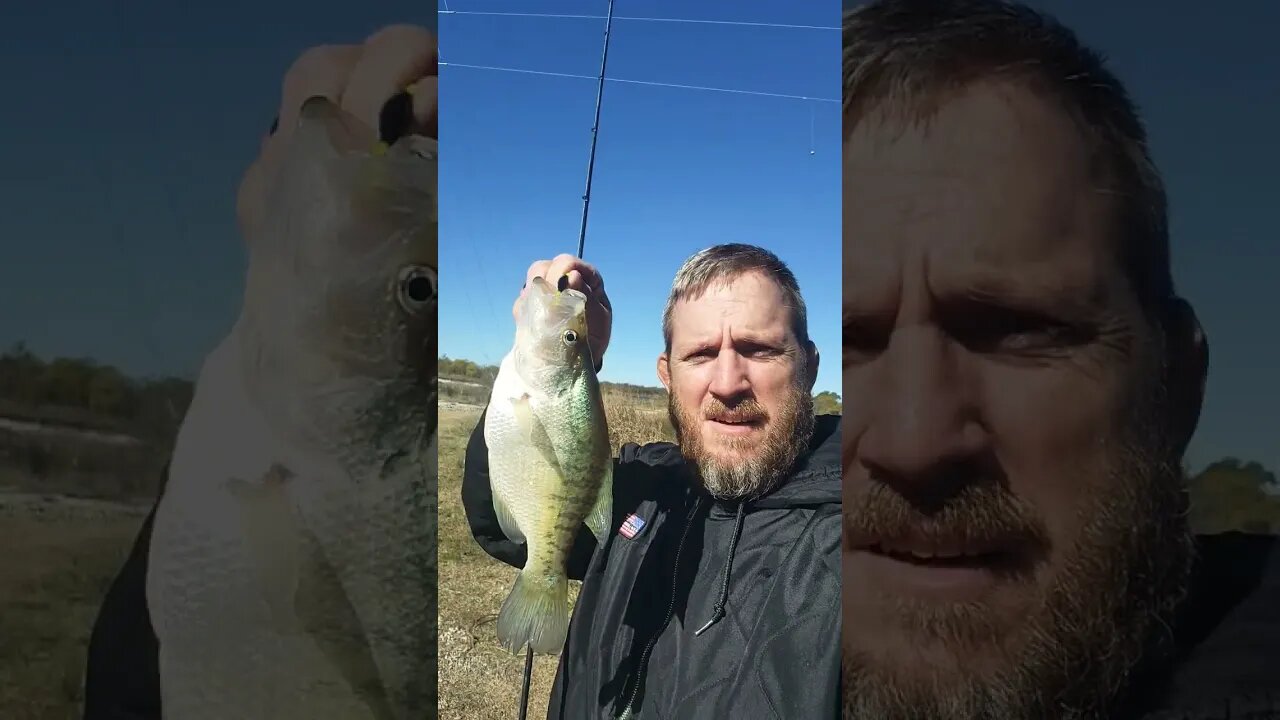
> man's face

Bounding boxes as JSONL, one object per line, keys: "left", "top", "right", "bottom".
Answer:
{"left": 660, "top": 271, "right": 816, "bottom": 499}
{"left": 841, "top": 79, "right": 1197, "bottom": 718}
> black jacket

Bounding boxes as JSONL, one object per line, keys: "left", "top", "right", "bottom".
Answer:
{"left": 1124, "top": 531, "right": 1280, "bottom": 719}
{"left": 462, "top": 410, "right": 844, "bottom": 719}
{"left": 83, "top": 499, "right": 162, "bottom": 720}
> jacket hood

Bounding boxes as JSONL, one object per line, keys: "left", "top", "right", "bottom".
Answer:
{"left": 751, "top": 413, "right": 842, "bottom": 509}
{"left": 1132, "top": 532, "right": 1280, "bottom": 718}
{"left": 682, "top": 412, "right": 842, "bottom": 643}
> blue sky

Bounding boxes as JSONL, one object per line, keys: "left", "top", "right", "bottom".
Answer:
{"left": 437, "top": 0, "right": 841, "bottom": 396}
{"left": 0, "top": 1, "right": 436, "bottom": 377}
{"left": 841, "top": 0, "right": 1280, "bottom": 474}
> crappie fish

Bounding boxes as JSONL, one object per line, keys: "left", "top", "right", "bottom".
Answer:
{"left": 145, "top": 96, "right": 437, "bottom": 720}
{"left": 485, "top": 276, "right": 613, "bottom": 655}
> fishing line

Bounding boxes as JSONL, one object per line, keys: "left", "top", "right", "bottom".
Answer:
{"left": 439, "top": 62, "right": 837, "bottom": 103}
{"left": 810, "top": 102, "right": 816, "bottom": 155}
{"left": 437, "top": 0, "right": 448, "bottom": 63}
{"left": 439, "top": 10, "right": 838, "bottom": 31}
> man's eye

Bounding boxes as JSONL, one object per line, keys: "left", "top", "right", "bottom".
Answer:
{"left": 949, "top": 311, "right": 1084, "bottom": 354}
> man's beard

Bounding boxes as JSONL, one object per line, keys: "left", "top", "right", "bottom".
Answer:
{"left": 841, "top": 379, "right": 1196, "bottom": 720}
{"left": 669, "top": 381, "right": 816, "bottom": 500}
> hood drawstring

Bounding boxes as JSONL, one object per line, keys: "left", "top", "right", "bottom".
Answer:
{"left": 695, "top": 501, "right": 747, "bottom": 637}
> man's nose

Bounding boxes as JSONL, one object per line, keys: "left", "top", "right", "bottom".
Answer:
{"left": 707, "top": 351, "right": 752, "bottom": 400}
{"left": 855, "top": 326, "right": 987, "bottom": 501}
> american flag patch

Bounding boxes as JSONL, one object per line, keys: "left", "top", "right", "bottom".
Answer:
{"left": 618, "top": 513, "right": 647, "bottom": 539}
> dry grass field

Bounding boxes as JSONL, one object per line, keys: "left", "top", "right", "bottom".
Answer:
{"left": 0, "top": 476, "right": 150, "bottom": 720}
{"left": 437, "top": 387, "right": 675, "bottom": 720}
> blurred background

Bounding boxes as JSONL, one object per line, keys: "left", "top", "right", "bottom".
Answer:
{"left": 841, "top": 0, "right": 1280, "bottom": 533}
{"left": 0, "top": 4, "right": 436, "bottom": 717}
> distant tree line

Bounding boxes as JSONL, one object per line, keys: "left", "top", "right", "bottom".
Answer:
{"left": 814, "top": 391, "right": 842, "bottom": 415}
{"left": 440, "top": 356, "right": 845, "bottom": 414}
{"left": 1187, "top": 457, "right": 1280, "bottom": 534}
{"left": 0, "top": 342, "right": 194, "bottom": 443}
{"left": 439, "top": 356, "right": 498, "bottom": 383}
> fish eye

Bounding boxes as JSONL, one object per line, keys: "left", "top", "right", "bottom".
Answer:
{"left": 397, "top": 265, "right": 437, "bottom": 313}
{"left": 562, "top": 330, "right": 578, "bottom": 346}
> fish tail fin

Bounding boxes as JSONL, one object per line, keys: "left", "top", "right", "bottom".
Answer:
{"left": 496, "top": 570, "right": 569, "bottom": 655}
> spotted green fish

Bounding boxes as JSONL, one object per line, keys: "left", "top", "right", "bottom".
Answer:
{"left": 485, "top": 277, "right": 613, "bottom": 655}
{"left": 146, "top": 96, "right": 437, "bottom": 720}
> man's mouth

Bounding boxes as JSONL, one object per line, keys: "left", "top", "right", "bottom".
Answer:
{"left": 706, "top": 415, "right": 764, "bottom": 433}
{"left": 865, "top": 540, "right": 1008, "bottom": 569}
{"left": 848, "top": 530, "right": 1030, "bottom": 600}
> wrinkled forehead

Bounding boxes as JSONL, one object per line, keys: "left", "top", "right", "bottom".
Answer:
{"left": 669, "top": 272, "right": 796, "bottom": 346}
{"left": 843, "top": 79, "right": 1121, "bottom": 302}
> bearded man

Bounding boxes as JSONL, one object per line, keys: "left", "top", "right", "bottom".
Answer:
{"left": 462, "top": 244, "right": 842, "bottom": 718}
{"left": 841, "top": 1, "right": 1280, "bottom": 719}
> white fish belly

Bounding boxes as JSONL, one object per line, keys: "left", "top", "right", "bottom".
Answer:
{"left": 486, "top": 356, "right": 567, "bottom": 564}
{"left": 146, "top": 338, "right": 435, "bottom": 720}
{"left": 148, "top": 479, "right": 379, "bottom": 720}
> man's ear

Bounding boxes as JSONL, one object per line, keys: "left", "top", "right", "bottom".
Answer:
{"left": 1164, "top": 297, "right": 1209, "bottom": 456}
{"left": 804, "top": 341, "right": 819, "bottom": 391}
{"left": 657, "top": 352, "right": 672, "bottom": 391}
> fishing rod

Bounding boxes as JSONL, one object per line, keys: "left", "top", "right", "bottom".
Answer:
{"left": 517, "top": 0, "right": 615, "bottom": 718}
{"left": 575, "top": 0, "right": 615, "bottom": 261}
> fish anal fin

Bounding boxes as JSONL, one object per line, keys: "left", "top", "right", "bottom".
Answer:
{"left": 493, "top": 493, "right": 526, "bottom": 545}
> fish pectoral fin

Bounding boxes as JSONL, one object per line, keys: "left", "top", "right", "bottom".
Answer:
{"left": 492, "top": 493, "right": 526, "bottom": 545}
{"left": 290, "top": 522, "right": 400, "bottom": 719}
{"left": 510, "top": 394, "right": 567, "bottom": 479}
{"left": 226, "top": 464, "right": 302, "bottom": 634}
{"left": 510, "top": 394, "right": 538, "bottom": 445}
{"left": 584, "top": 461, "right": 614, "bottom": 545}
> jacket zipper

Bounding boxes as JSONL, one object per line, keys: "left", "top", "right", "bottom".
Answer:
{"left": 617, "top": 495, "right": 704, "bottom": 720}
